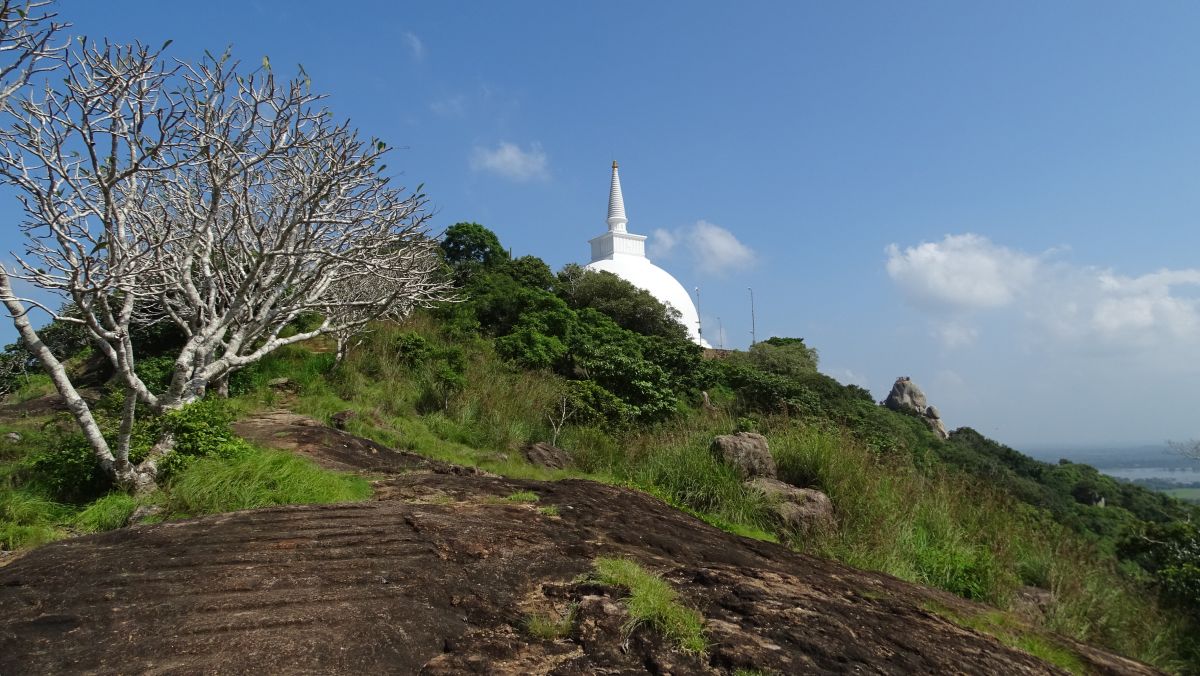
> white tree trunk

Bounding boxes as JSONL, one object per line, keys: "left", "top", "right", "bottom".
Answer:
{"left": 0, "top": 268, "right": 121, "bottom": 478}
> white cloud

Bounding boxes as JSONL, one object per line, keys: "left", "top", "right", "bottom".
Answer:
{"left": 650, "top": 220, "right": 755, "bottom": 275}
{"left": 469, "top": 141, "right": 549, "bottom": 182}
{"left": 885, "top": 232, "right": 1200, "bottom": 356}
{"left": 403, "top": 32, "right": 425, "bottom": 61}
{"left": 649, "top": 228, "right": 679, "bottom": 258}
{"left": 885, "top": 233, "right": 1038, "bottom": 311}
{"left": 429, "top": 95, "right": 466, "bottom": 118}
{"left": 934, "top": 321, "right": 979, "bottom": 349}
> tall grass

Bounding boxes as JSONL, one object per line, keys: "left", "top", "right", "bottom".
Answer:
{"left": 0, "top": 487, "right": 67, "bottom": 549}
{"left": 164, "top": 448, "right": 371, "bottom": 516}
{"left": 768, "top": 422, "right": 1185, "bottom": 667}
{"left": 74, "top": 493, "right": 138, "bottom": 533}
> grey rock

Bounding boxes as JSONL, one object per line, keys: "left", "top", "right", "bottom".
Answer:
{"left": 745, "top": 477, "right": 834, "bottom": 534}
{"left": 884, "top": 377, "right": 949, "bottom": 440}
{"left": 522, "top": 442, "right": 571, "bottom": 470}
{"left": 884, "top": 377, "right": 928, "bottom": 414}
{"left": 4, "top": 432, "right": 21, "bottom": 443}
{"left": 710, "top": 432, "right": 776, "bottom": 479}
{"left": 126, "top": 505, "right": 163, "bottom": 526}
{"left": 926, "top": 417, "right": 949, "bottom": 440}
{"left": 331, "top": 410, "right": 357, "bottom": 430}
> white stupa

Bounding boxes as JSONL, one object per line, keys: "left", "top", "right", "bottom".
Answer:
{"left": 586, "top": 162, "right": 710, "bottom": 347}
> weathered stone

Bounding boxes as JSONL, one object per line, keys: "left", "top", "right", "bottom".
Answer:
{"left": 745, "top": 477, "right": 834, "bottom": 534}
{"left": 4, "top": 432, "right": 20, "bottom": 443}
{"left": 126, "top": 505, "right": 163, "bottom": 526}
{"left": 267, "top": 377, "right": 293, "bottom": 390}
{"left": 522, "top": 442, "right": 571, "bottom": 470}
{"left": 330, "top": 410, "right": 357, "bottom": 430}
{"left": 926, "top": 416, "right": 949, "bottom": 440}
{"left": 884, "top": 377, "right": 949, "bottom": 440}
{"left": 710, "top": 432, "right": 776, "bottom": 479}
{"left": 884, "top": 376, "right": 928, "bottom": 414}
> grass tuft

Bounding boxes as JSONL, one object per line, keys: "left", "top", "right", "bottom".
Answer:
{"left": 164, "top": 447, "right": 371, "bottom": 516}
{"left": 592, "top": 557, "right": 707, "bottom": 654}
{"left": 524, "top": 604, "right": 576, "bottom": 640}
{"left": 504, "top": 490, "right": 539, "bottom": 503}
{"left": 0, "top": 487, "right": 67, "bottom": 550}
{"left": 74, "top": 493, "right": 138, "bottom": 533}
{"left": 537, "top": 505, "right": 559, "bottom": 517}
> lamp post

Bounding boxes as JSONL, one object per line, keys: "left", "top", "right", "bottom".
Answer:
{"left": 748, "top": 287, "right": 756, "bottom": 346}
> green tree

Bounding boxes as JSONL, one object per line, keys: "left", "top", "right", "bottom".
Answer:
{"left": 440, "top": 222, "right": 510, "bottom": 273}
{"left": 555, "top": 264, "right": 688, "bottom": 341}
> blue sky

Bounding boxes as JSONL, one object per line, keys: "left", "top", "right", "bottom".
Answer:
{"left": 3, "top": 1, "right": 1199, "bottom": 448}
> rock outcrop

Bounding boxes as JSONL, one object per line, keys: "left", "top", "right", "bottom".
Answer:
{"left": 884, "top": 376, "right": 949, "bottom": 439}
{"left": 710, "top": 432, "right": 776, "bottom": 479}
{"left": 0, "top": 413, "right": 1157, "bottom": 674}
{"left": 745, "top": 476, "right": 834, "bottom": 534}
{"left": 522, "top": 441, "right": 572, "bottom": 470}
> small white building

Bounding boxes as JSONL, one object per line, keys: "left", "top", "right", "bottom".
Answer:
{"left": 585, "top": 162, "right": 709, "bottom": 347}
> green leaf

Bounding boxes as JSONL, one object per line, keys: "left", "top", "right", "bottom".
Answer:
{"left": 161, "top": 39, "right": 174, "bottom": 51}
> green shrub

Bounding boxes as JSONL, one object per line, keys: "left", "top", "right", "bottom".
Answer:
{"left": 75, "top": 493, "right": 138, "bottom": 533}
{"left": 133, "top": 354, "right": 176, "bottom": 393}
{"left": 154, "top": 399, "right": 256, "bottom": 480}
{"left": 23, "top": 430, "right": 111, "bottom": 503}
{"left": 164, "top": 448, "right": 370, "bottom": 516}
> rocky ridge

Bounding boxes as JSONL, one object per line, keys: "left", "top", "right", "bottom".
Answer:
{"left": 0, "top": 411, "right": 1157, "bottom": 674}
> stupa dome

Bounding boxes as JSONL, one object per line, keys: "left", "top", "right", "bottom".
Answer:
{"left": 584, "top": 162, "right": 709, "bottom": 347}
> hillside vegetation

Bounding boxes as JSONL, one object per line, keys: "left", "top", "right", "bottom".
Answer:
{"left": 1, "top": 222, "right": 1198, "bottom": 672}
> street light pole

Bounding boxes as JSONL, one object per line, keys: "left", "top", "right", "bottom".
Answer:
{"left": 748, "top": 287, "right": 756, "bottom": 346}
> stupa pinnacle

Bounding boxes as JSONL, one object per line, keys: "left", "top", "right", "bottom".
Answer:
{"left": 586, "top": 162, "right": 709, "bottom": 347}
{"left": 607, "top": 161, "right": 627, "bottom": 232}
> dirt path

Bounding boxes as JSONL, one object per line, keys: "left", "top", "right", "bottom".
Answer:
{"left": 0, "top": 411, "right": 1158, "bottom": 675}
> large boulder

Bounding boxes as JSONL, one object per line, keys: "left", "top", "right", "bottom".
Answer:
{"left": 522, "top": 442, "right": 572, "bottom": 470}
{"left": 883, "top": 377, "right": 928, "bottom": 414}
{"left": 745, "top": 477, "right": 834, "bottom": 534}
{"left": 883, "top": 377, "right": 949, "bottom": 440}
{"left": 710, "top": 432, "right": 776, "bottom": 479}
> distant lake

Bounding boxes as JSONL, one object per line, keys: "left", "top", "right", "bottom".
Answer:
{"left": 1100, "top": 466, "right": 1200, "bottom": 484}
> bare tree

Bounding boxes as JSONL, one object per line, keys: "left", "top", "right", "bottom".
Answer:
{"left": 0, "top": 1, "right": 63, "bottom": 105}
{"left": 546, "top": 395, "right": 574, "bottom": 447}
{"left": 1168, "top": 440, "right": 1200, "bottom": 462}
{"left": 0, "top": 31, "right": 451, "bottom": 490}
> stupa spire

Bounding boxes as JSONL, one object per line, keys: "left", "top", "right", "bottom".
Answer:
{"left": 607, "top": 160, "right": 627, "bottom": 233}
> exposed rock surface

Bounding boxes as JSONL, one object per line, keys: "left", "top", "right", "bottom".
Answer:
{"left": 745, "top": 477, "right": 834, "bottom": 534}
{"left": 522, "top": 441, "right": 572, "bottom": 470}
{"left": 883, "top": 377, "right": 949, "bottom": 440}
{"left": 0, "top": 412, "right": 1158, "bottom": 675}
{"left": 710, "top": 432, "right": 776, "bottom": 479}
{"left": 330, "top": 409, "right": 357, "bottom": 430}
